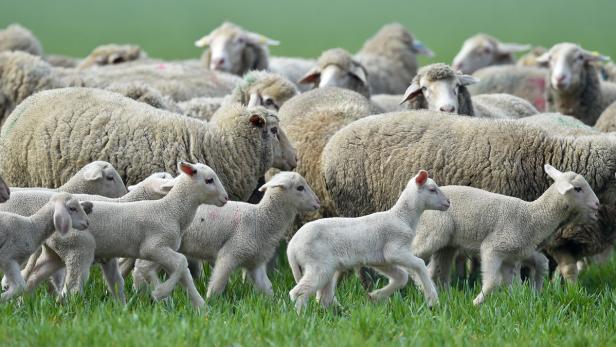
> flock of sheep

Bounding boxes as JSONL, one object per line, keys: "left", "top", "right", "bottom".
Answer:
{"left": 0, "top": 21, "right": 614, "bottom": 313}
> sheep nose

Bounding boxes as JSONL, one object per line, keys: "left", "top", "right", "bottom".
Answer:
{"left": 213, "top": 58, "right": 225, "bottom": 67}
{"left": 556, "top": 75, "right": 566, "bottom": 82}
{"left": 224, "top": 195, "right": 229, "bottom": 202}
{"left": 440, "top": 105, "right": 455, "bottom": 113}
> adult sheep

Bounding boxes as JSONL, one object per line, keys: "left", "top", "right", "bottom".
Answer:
{"left": 0, "top": 87, "right": 283, "bottom": 202}
{"left": 322, "top": 111, "right": 616, "bottom": 282}
{"left": 452, "top": 33, "right": 530, "bottom": 74}
{"left": 0, "top": 24, "right": 43, "bottom": 56}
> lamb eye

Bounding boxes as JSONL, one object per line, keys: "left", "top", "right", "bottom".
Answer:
{"left": 297, "top": 186, "right": 304, "bottom": 191}
{"left": 264, "top": 98, "right": 274, "bottom": 106}
{"left": 106, "top": 176, "right": 114, "bottom": 181}
{"left": 205, "top": 178, "right": 214, "bottom": 184}
{"left": 421, "top": 86, "right": 427, "bottom": 92}
{"left": 574, "top": 187, "right": 582, "bottom": 192}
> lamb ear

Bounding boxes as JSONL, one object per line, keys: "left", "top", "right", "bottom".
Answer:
{"left": 195, "top": 35, "right": 211, "bottom": 48}
{"left": 83, "top": 165, "right": 103, "bottom": 181}
{"left": 544, "top": 164, "right": 563, "bottom": 181}
{"left": 258, "top": 179, "right": 289, "bottom": 192}
{"left": 243, "top": 31, "right": 279, "bottom": 46}
{"left": 53, "top": 201, "right": 72, "bottom": 234}
{"left": 496, "top": 42, "right": 531, "bottom": 54}
{"left": 127, "top": 184, "right": 137, "bottom": 191}
{"left": 536, "top": 52, "right": 551, "bottom": 65}
{"left": 249, "top": 114, "right": 265, "bottom": 128}
{"left": 401, "top": 80, "right": 422, "bottom": 104}
{"left": 457, "top": 74, "right": 480, "bottom": 86}
{"left": 157, "top": 179, "right": 176, "bottom": 194}
{"left": 412, "top": 40, "right": 435, "bottom": 57}
{"left": 298, "top": 67, "right": 321, "bottom": 84}
{"left": 556, "top": 181, "right": 574, "bottom": 195}
{"left": 350, "top": 65, "right": 368, "bottom": 85}
{"left": 178, "top": 161, "right": 197, "bottom": 176}
{"left": 415, "top": 170, "right": 429, "bottom": 186}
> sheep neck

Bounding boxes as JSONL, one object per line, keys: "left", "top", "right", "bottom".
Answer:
{"left": 391, "top": 187, "right": 423, "bottom": 230}
{"left": 527, "top": 185, "right": 575, "bottom": 246}
{"left": 548, "top": 64, "right": 602, "bottom": 123}
{"left": 28, "top": 201, "right": 58, "bottom": 246}
{"left": 255, "top": 189, "right": 297, "bottom": 234}
{"left": 158, "top": 177, "right": 204, "bottom": 231}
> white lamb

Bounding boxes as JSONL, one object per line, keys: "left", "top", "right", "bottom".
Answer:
{"left": 286, "top": 170, "right": 450, "bottom": 313}
{"left": 411, "top": 165, "right": 600, "bottom": 305}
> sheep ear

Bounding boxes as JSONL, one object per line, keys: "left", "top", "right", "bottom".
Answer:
{"left": 412, "top": 41, "right": 435, "bottom": 57}
{"left": 53, "top": 201, "right": 72, "bottom": 234}
{"left": 247, "top": 93, "right": 262, "bottom": 107}
{"left": 195, "top": 35, "right": 211, "bottom": 48}
{"left": 544, "top": 164, "right": 563, "bottom": 181}
{"left": 83, "top": 165, "right": 103, "bottom": 181}
{"left": 401, "top": 81, "right": 422, "bottom": 104}
{"left": 496, "top": 42, "right": 531, "bottom": 54}
{"left": 536, "top": 52, "right": 551, "bottom": 65}
{"left": 158, "top": 180, "right": 175, "bottom": 194}
{"left": 80, "top": 201, "right": 93, "bottom": 215}
{"left": 581, "top": 49, "right": 610, "bottom": 63}
{"left": 458, "top": 74, "right": 480, "bottom": 86}
{"left": 298, "top": 67, "right": 321, "bottom": 84}
{"left": 556, "top": 181, "right": 574, "bottom": 195}
{"left": 350, "top": 65, "right": 368, "bottom": 85}
{"left": 243, "top": 31, "right": 279, "bottom": 46}
{"left": 178, "top": 161, "right": 197, "bottom": 176}
{"left": 249, "top": 114, "right": 266, "bottom": 128}
{"left": 258, "top": 180, "right": 289, "bottom": 192}
{"left": 415, "top": 170, "right": 429, "bottom": 186}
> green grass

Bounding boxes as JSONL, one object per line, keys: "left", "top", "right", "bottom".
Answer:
{"left": 1, "top": 249, "right": 615, "bottom": 347}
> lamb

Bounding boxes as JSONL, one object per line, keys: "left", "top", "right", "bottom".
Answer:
{"left": 179, "top": 70, "right": 298, "bottom": 121}
{"left": 133, "top": 172, "right": 320, "bottom": 297}
{"left": 299, "top": 48, "right": 370, "bottom": 98}
{"left": 355, "top": 23, "right": 434, "bottom": 95}
{"left": 402, "top": 63, "right": 538, "bottom": 118}
{"left": 278, "top": 87, "right": 381, "bottom": 222}
{"left": 468, "top": 65, "right": 548, "bottom": 111}
{"left": 287, "top": 170, "right": 450, "bottom": 312}
{"left": 412, "top": 165, "right": 599, "bottom": 305}
{"left": 77, "top": 44, "right": 146, "bottom": 69}
{"left": 0, "top": 192, "right": 91, "bottom": 301}
{"left": 0, "top": 24, "right": 43, "bottom": 56}
{"left": 0, "top": 87, "right": 282, "bottom": 202}
{"left": 321, "top": 110, "right": 616, "bottom": 282}
{"left": 452, "top": 33, "right": 530, "bottom": 74}
{"left": 9, "top": 161, "right": 127, "bottom": 198}
{"left": 536, "top": 43, "right": 616, "bottom": 125}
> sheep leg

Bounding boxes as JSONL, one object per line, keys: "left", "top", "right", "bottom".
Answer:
{"left": 145, "top": 247, "right": 188, "bottom": 301}
{"left": 368, "top": 265, "right": 409, "bottom": 301}
{"left": 118, "top": 258, "right": 136, "bottom": 279}
{"left": 100, "top": 259, "right": 126, "bottom": 304}
{"left": 289, "top": 266, "right": 333, "bottom": 314}
{"left": 247, "top": 264, "right": 273, "bottom": 296}
{"left": 551, "top": 250, "right": 579, "bottom": 283}
{"left": 177, "top": 267, "right": 205, "bottom": 308}
{"left": 187, "top": 258, "right": 203, "bottom": 280}
{"left": 385, "top": 250, "right": 438, "bottom": 307}
{"left": 500, "top": 262, "right": 516, "bottom": 288}
{"left": 20, "top": 247, "right": 42, "bottom": 284}
{"left": 132, "top": 259, "right": 160, "bottom": 291}
{"left": 525, "top": 251, "right": 548, "bottom": 292}
{"left": 25, "top": 250, "right": 64, "bottom": 293}
{"left": 316, "top": 273, "right": 339, "bottom": 308}
{"left": 473, "top": 251, "right": 503, "bottom": 306}
{"left": 0, "top": 260, "right": 25, "bottom": 301}
{"left": 206, "top": 256, "right": 238, "bottom": 298}
{"left": 427, "top": 247, "right": 457, "bottom": 287}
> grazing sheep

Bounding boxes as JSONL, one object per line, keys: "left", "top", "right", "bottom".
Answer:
{"left": 321, "top": 110, "right": 616, "bottom": 282}
{"left": 179, "top": 71, "right": 298, "bottom": 121}
{"left": 10, "top": 161, "right": 127, "bottom": 198}
{"left": 0, "top": 193, "right": 91, "bottom": 301}
{"left": 18, "top": 172, "right": 174, "bottom": 298}
{"left": 77, "top": 44, "right": 146, "bottom": 69}
{"left": 452, "top": 33, "right": 530, "bottom": 74}
{"left": 278, "top": 87, "right": 381, "bottom": 222}
{"left": 536, "top": 43, "right": 616, "bottom": 125}
{"left": 299, "top": 48, "right": 370, "bottom": 98}
{"left": 402, "top": 63, "right": 538, "bottom": 118}
{"left": 195, "top": 21, "right": 277, "bottom": 75}
{"left": 0, "top": 24, "right": 43, "bottom": 56}
{"left": 355, "top": 23, "right": 434, "bottom": 95}
{"left": 468, "top": 65, "right": 548, "bottom": 111}
{"left": 412, "top": 165, "right": 599, "bottom": 305}
{"left": 0, "top": 88, "right": 281, "bottom": 202}
{"left": 133, "top": 172, "right": 320, "bottom": 297}
{"left": 595, "top": 100, "right": 616, "bottom": 132}
{"left": 287, "top": 170, "right": 450, "bottom": 312}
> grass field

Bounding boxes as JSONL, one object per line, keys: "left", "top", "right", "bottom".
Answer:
{"left": 0, "top": 250, "right": 615, "bottom": 347}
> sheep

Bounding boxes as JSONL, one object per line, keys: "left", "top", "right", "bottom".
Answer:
{"left": 402, "top": 63, "right": 538, "bottom": 118}
{"left": 468, "top": 65, "right": 548, "bottom": 111}
{"left": 105, "top": 82, "right": 182, "bottom": 112}
{"left": 0, "top": 87, "right": 282, "bottom": 202}
{"left": 595, "top": 100, "right": 616, "bottom": 132}
{"left": 520, "top": 112, "right": 597, "bottom": 136}
{"left": 536, "top": 43, "right": 616, "bottom": 125}
{"left": 452, "top": 33, "right": 531, "bottom": 74}
{"left": 0, "top": 192, "right": 92, "bottom": 301}
{"left": 268, "top": 56, "right": 315, "bottom": 92}
{"left": 77, "top": 44, "right": 146, "bottom": 69}
{"left": 516, "top": 47, "right": 548, "bottom": 68}
{"left": 321, "top": 110, "right": 616, "bottom": 282}
{"left": 299, "top": 48, "right": 370, "bottom": 98}
{"left": 287, "top": 170, "right": 450, "bottom": 312}
{"left": 14, "top": 172, "right": 174, "bottom": 298}
{"left": 0, "top": 24, "right": 43, "bottom": 56}
{"left": 412, "top": 165, "right": 599, "bottom": 305}
{"left": 10, "top": 161, "right": 127, "bottom": 198}
{"left": 27, "top": 161, "right": 228, "bottom": 307}
{"left": 179, "top": 70, "right": 298, "bottom": 121}
{"left": 278, "top": 87, "right": 381, "bottom": 223}
{"left": 355, "top": 23, "right": 434, "bottom": 95}
{"left": 133, "top": 172, "right": 320, "bottom": 297}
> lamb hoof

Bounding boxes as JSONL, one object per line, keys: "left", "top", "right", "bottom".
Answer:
{"left": 191, "top": 297, "right": 205, "bottom": 309}
{"left": 367, "top": 291, "right": 384, "bottom": 301}
{"left": 151, "top": 286, "right": 172, "bottom": 301}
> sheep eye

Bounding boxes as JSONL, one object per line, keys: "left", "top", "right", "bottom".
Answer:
{"left": 574, "top": 187, "right": 582, "bottom": 192}
{"left": 264, "top": 98, "right": 274, "bottom": 106}
{"left": 205, "top": 178, "right": 214, "bottom": 184}
{"left": 106, "top": 176, "right": 114, "bottom": 181}
{"left": 429, "top": 187, "right": 436, "bottom": 193}
{"left": 297, "top": 186, "right": 305, "bottom": 191}
{"left": 69, "top": 207, "right": 77, "bottom": 212}
{"left": 421, "top": 86, "right": 427, "bottom": 92}
{"left": 270, "top": 127, "right": 278, "bottom": 135}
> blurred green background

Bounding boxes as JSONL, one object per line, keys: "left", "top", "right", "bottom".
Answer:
{"left": 1, "top": 0, "right": 615, "bottom": 64}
